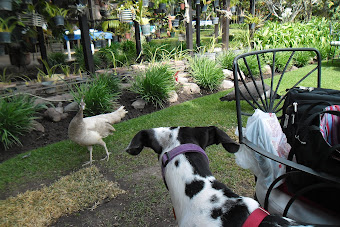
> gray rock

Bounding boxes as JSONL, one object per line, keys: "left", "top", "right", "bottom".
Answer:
{"left": 168, "top": 90, "right": 178, "bottom": 103}
{"left": 132, "top": 99, "right": 147, "bottom": 109}
{"left": 182, "top": 83, "right": 200, "bottom": 95}
{"left": 219, "top": 80, "right": 234, "bottom": 91}
{"left": 64, "top": 102, "right": 79, "bottom": 112}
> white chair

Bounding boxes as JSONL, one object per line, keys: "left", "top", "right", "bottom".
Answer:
{"left": 329, "top": 22, "right": 340, "bottom": 61}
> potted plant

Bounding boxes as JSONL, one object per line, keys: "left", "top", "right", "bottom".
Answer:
{"left": 0, "top": 0, "right": 13, "bottom": 11}
{"left": 211, "top": 11, "right": 219, "bottom": 25}
{"left": 36, "top": 59, "right": 63, "bottom": 83}
{"left": 0, "top": 16, "right": 21, "bottom": 43}
{"left": 44, "top": 2, "right": 69, "bottom": 26}
{"left": 177, "top": 22, "right": 186, "bottom": 41}
{"left": 140, "top": 18, "right": 151, "bottom": 36}
{"left": 65, "top": 22, "right": 76, "bottom": 40}
{"left": 169, "top": 26, "right": 176, "bottom": 37}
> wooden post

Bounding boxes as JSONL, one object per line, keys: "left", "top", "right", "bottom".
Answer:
{"left": 77, "top": 0, "right": 95, "bottom": 74}
{"left": 221, "top": 0, "right": 230, "bottom": 50}
{"left": 249, "top": 0, "right": 255, "bottom": 38}
{"left": 37, "top": 27, "right": 48, "bottom": 74}
{"left": 134, "top": 20, "right": 142, "bottom": 62}
{"left": 186, "top": 0, "right": 194, "bottom": 56}
{"left": 196, "top": 0, "right": 200, "bottom": 48}
{"left": 214, "top": 24, "right": 219, "bottom": 39}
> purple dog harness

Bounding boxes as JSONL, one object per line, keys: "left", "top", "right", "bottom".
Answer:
{"left": 161, "top": 143, "right": 209, "bottom": 187}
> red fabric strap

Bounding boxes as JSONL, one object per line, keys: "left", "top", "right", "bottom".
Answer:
{"left": 242, "top": 207, "right": 270, "bottom": 227}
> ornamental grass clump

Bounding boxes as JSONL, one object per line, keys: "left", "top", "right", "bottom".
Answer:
{"left": 217, "top": 50, "right": 237, "bottom": 70}
{"left": 71, "top": 73, "right": 121, "bottom": 117}
{"left": 131, "top": 63, "right": 176, "bottom": 108}
{"left": 189, "top": 56, "right": 224, "bottom": 91}
{"left": 293, "top": 51, "right": 313, "bottom": 67}
{"left": 0, "top": 95, "right": 45, "bottom": 150}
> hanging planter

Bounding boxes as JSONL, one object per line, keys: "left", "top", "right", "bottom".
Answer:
{"left": 120, "top": 9, "right": 133, "bottom": 23}
{"left": 53, "top": 16, "right": 64, "bottom": 26}
{"left": 239, "top": 16, "right": 244, "bottom": 23}
{"left": 212, "top": 17, "right": 219, "bottom": 25}
{"left": 142, "top": 0, "right": 149, "bottom": 7}
{"left": 178, "top": 33, "right": 185, "bottom": 42}
{"left": 172, "top": 19, "right": 179, "bottom": 27}
{"left": 0, "top": 32, "right": 11, "bottom": 43}
{"left": 23, "top": 0, "right": 33, "bottom": 4}
{"left": 0, "top": 0, "right": 12, "bottom": 11}
{"left": 158, "top": 3, "right": 166, "bottom": 13}
{"left": 100, "top": 8, "right": 110, "bottom": 17}
{"left": 44, "top": 2, "right": 68, "bottom": 26}
{"left": 141, "top": 24, "right": 151, "bottom": 36}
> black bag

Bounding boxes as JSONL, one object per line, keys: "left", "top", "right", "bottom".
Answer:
{"left": 281, "top": 87, "right": 340, "bottom": 212}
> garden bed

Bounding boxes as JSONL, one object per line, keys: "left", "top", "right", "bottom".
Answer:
{"left": 0, "top": 86, "right": 215, "bottom": 162}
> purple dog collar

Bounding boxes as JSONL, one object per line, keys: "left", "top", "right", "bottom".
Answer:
{"left": 161, "top": 144, "right": 209, "bottom": 187}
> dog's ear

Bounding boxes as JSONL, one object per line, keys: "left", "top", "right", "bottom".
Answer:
{"left": 206, "top": 126, "right": 240, "bottom": 153}
{"left": 125, "top": 129, "right": 162, "bottom": 155}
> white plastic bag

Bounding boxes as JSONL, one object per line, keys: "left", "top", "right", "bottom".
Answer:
{"left": 235, "top": 109, "right": 291, "bottom": 189}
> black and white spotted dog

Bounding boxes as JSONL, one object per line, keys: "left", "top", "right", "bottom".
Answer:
{"left": 126, "top": 126, "right": 317, "bottom": 227}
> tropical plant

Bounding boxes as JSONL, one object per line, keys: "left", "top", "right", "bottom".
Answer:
{"left": 130, "top": 63, "right": 176, "bottom": 107}
{"left": 189, "top": 56, "right": 224, "bottom": 91}
{"left": 253, "top": 17, "right": 331, "bottom": 59}
{"left": 0, "top": 95, "right": 45, "bottom": 150}
{"left": 36, "top": 59, "right": 60, "bottom": 82}
{"left": 102, "top": 16, "right": 120, "bottom": 32}
{"left": 64, "top": 22, "right": 76, "bottom": 34}
{"left": 44, "top": 2, "right": 69, "bottom": 17}
{"left": 0, "top": 68, "right": 28, "bottom": 84}
{"left": 59, "top": 64, "right": 71, "bottom": 77}
{"left": 0, "top": 16, "right": 22, "bottom": 33}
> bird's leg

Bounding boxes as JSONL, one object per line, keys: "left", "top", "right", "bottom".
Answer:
{"left": 100, "top": 141, "right": 111, "bottom": 162}
{"left": 83, "top": 146, "right": 94, "bottom": 166}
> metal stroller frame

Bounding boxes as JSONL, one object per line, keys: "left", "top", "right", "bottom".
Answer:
{"left": 233, "top": 48, "right": 340, "bottom": 224}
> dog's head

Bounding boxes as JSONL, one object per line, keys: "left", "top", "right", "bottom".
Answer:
{"left": 125, "top": 126, "right": 239, "bottom": 156}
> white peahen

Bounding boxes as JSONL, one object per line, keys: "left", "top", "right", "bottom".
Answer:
{"left": 68, "top": 99, "right": 128, "bottom": 165}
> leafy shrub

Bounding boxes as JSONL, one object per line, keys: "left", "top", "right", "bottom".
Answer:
{"left": 142, "top": 41, "right": 186, "bottom": 62}
{"left": 238, "top": 54, "right": 264, "bottom": 78}
{"left": 75, "top": 46, "right": 105, "bottom": 70}
{"left": 253, "top": 17, "right": 331, "bottom": 59}
{"left": 217, "top": 50, "right": 237, "bottom": 70}
{"left": 293, "top": 51, "right": 312, "bottom": 67}
{"left": 0, "top": 95, "right": 44, "bottom": 150}
{"left": 130, "top": 63, "right": 176, "bottom": 107}
{"left": 72, "top": 73, "right": 121, "bottom": 116}
{"left": 48, "top": 52, "right": 66, "bottom": 66}
{"left": 275, "top": 52, "right": 293, "bottom": 72}
{"left": 189, "top": 56, "right": 224, "bottom": 91}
